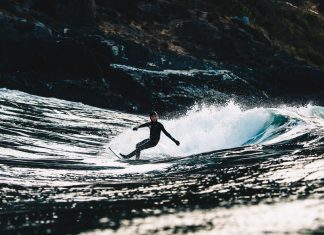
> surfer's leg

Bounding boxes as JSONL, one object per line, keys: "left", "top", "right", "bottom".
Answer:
{"left": 135, "top": 140, "right": 156, "bottom": 159}
{"left": 136, "top": 139, "right": 149, "bottom": 148}
{"left": 121, "top": 139, "right": 150, "bottom": 159}
{"left": 134, "top": 139, "right": 151, "bottom": 159}
{"left": 121, "top": 149, "right": 137, "bottom": 159}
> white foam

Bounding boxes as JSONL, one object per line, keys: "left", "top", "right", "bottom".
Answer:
{"left": 109, "top": 102, "right": 271, "bottom": 157}
{"left": 109, "top": 103, "right": 324, "bottom": 158}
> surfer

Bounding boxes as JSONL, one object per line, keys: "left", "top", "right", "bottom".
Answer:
{"left": 120, "top": 111, "right": 180, "bottom": 159}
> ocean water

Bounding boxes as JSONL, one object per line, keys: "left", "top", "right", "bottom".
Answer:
{"left": 0, "top": 88, "right": 323, "bottom": 235}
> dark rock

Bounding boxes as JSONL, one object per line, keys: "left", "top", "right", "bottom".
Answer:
{"left": 265, "top": 65, "right": 324, "bottom": 95}
{"left": 174, "top": 20, "right": 220, "bottom": 46}
{"left": 15, "top": 20, "right": 35, "bottom": 34}
{"left": 31, "top": 0, "right": 96, "bottom": 26}
{"left": 135, "top": 2, "right": 191, "bottom": 23}
{"left": 242, "top": 16, "right": 250, "bottom": 25}
{"left": 0, "top": 0, "right": 323, "bottom": 114}
{"left": 0, "top": 0, "right": 11, "bottom": 9}
{"left": 31, "top": 0, "right": 58, "bottom": 18}
{"left": 34, "top": 21, "right": 52, "bottom": 37}
{"left": 65, "top": 0, "right": 96, "bottom": 26}
{"left": 172, "top": 18, "right": 276, "bottom": 66}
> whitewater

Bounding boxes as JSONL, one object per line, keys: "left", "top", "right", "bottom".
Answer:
{"left": 110, "top": 103, "right": 324, "bottom": 157}
{"left": 0, "top": 88, "right": 323, "bottom": 235}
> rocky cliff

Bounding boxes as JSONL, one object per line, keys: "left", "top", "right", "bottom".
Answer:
{"left": 0, "top": 0, "right": 323, "bottom": 114}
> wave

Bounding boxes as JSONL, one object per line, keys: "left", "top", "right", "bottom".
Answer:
{"left": 109, "top": 102, "right": 324, "bottom": 158}
{"left": 0, "top": 91, "right": 322, "bottom": 235}
{"left": 0, "top": 88, "right": 323, "bottom": 174}
{"left": 0, "top": 88, "right": 321, "bottom": 188}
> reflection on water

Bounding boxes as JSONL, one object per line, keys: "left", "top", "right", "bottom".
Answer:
{"left": 0, "top": 89, "right": 323, "bottom": 235}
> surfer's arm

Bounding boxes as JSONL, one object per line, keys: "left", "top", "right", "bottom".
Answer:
{"left": 162, "top": 125, "right": 180, "bottom": 146}
{"left": 133, "top": 122, "right": 150, "bottom": 131}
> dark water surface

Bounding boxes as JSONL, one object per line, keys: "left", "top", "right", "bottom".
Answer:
{"left": 0, "top": 89, "right": 323, "bottom": 235}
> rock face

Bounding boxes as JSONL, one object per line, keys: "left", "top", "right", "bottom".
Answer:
{"left": 0, "top": 0, "right": 323, "bottom": 114}
{"left": 31, "top": 0, "right": 96, "bottom": 25}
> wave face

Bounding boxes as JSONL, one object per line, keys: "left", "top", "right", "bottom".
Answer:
{"left": 0, "top": 89, "right": 323, "bottom": 235}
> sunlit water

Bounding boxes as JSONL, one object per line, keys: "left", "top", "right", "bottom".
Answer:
{"left": 0, "top": 88, "right": 323, "bottom": 235}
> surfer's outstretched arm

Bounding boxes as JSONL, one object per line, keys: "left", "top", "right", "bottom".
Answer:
{"left": 162, "top": 125, "right": 180, "bottom": 146}
{"left": 133, "top": 122, "right": 150, "bottom": 131}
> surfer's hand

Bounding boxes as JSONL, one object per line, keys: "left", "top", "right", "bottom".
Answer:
{"left": 174, "top": 140, "right": 180, "bottom": 146}
{"left": 133, "top": 127, "right": 138, "bottom": 131}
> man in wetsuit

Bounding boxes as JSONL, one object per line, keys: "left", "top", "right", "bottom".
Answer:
{"left": 120, "top": 111, "right": 180, "bottom": 159}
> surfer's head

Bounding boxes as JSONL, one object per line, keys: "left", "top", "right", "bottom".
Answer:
{"left": 150, "top": 111, "right": 158, "bottom": 122}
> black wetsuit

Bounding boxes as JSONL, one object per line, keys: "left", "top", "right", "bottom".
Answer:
{"left": 139, "top": 121, "right": 174, "bottom": 143}
{"left": 123, "top": 121, "right": 177, "bottom": 159}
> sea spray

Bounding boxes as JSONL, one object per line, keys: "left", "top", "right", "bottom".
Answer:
{"left": 109, "top": 102, "right": 270, "bottom": 157}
